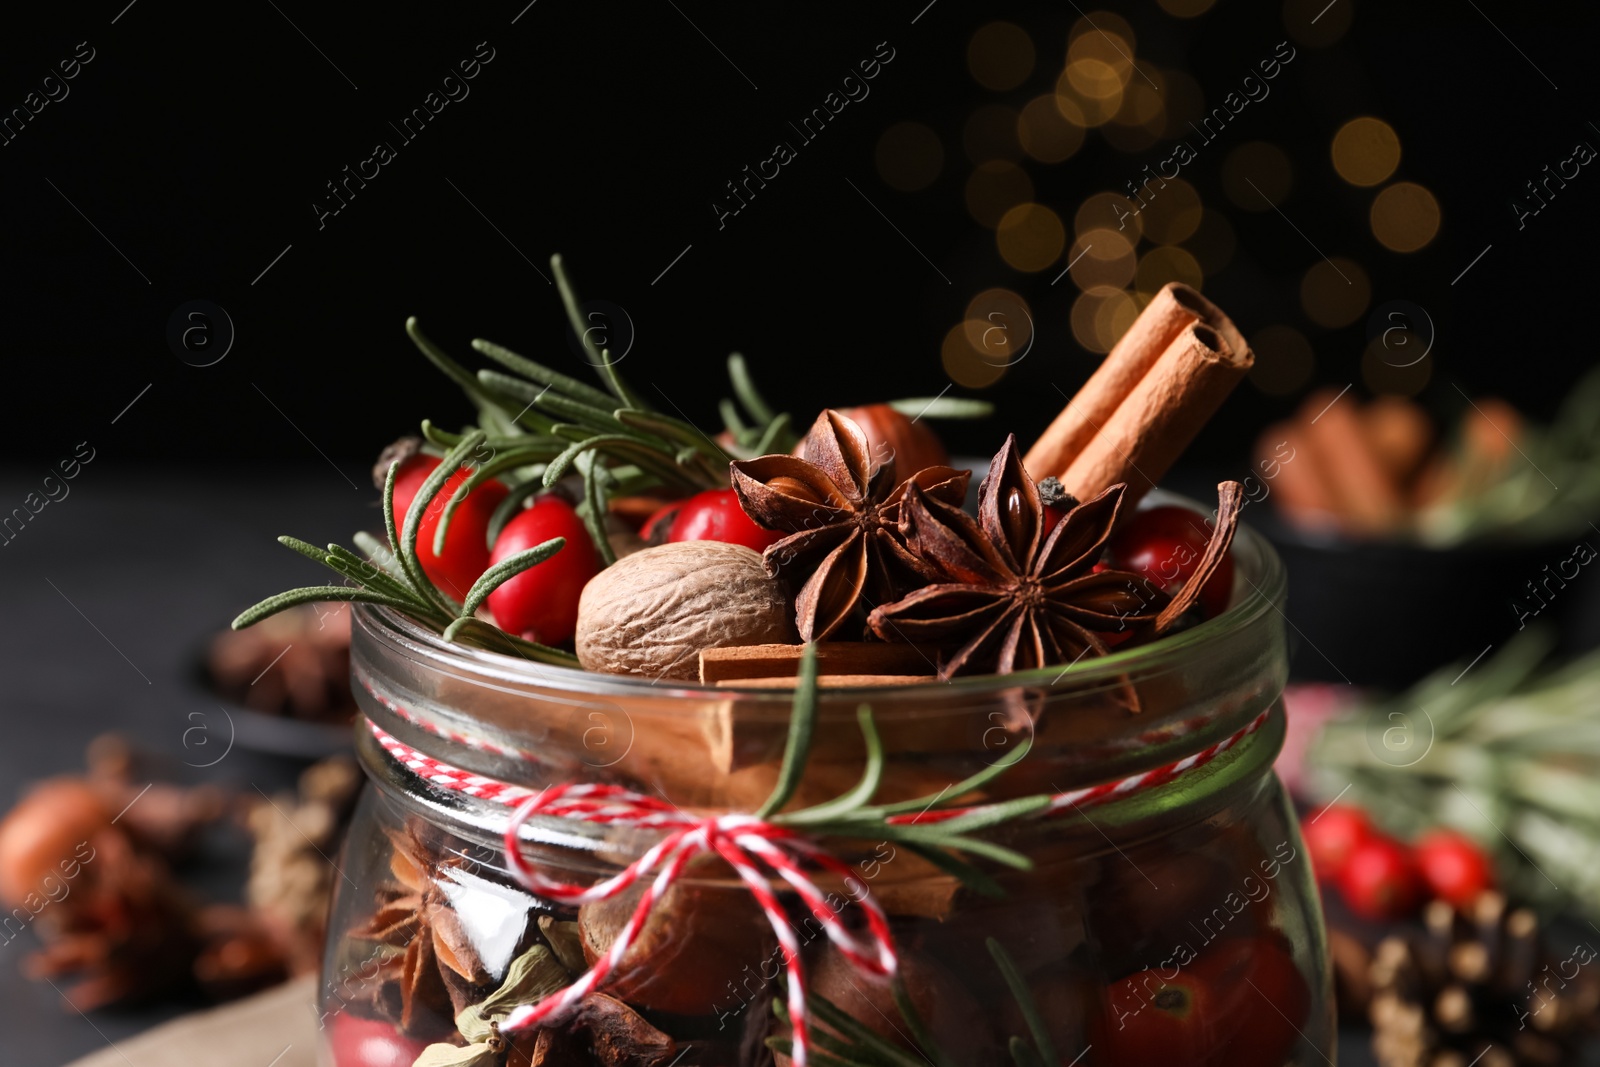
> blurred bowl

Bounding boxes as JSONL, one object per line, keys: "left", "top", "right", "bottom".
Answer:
{"left": 1250, "top": 514, "right": 1600, "bottom": 688}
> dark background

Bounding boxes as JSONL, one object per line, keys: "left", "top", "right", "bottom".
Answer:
{"left": 3, "top": 0, "right": 1599, "bottom": 1062}
{"left": 2, "top": 0, "right": 1597, "bottom": 475}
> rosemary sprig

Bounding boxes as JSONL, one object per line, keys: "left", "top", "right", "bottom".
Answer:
{"left": 405, "top": 255, "right": 809, "bottom": 561}
{"left": 573, "top": 450, "right": 616, "bottom": 567}
{"left": 471, "top": 336, "right": 620, "bottom": 413}
{"left": 755, "top": 643, "right": 821, "bottom": 819}
{"left": 1310, "top": 628, "right": 1600, "bottom": 917}
{"left": 987, "top": 938, "right": 1060, "bottom": 1066}
{"left": 231, "top": 439, "right": 578, "bottom": 666}
{"left": 769, "top": 994, "right": 932, "bottom": 1067}
{"left": 551, "top": 253, "right": 648, "bottom": 412}
{"left": 751, "top": 647, "right": 1047, "bottom": 898}
{"left": 410, "top": 254, "right": 765, "bottom": 557}
{"left": 885, "top": 395, "right": 994, "bottom": 420}
{"left": 721, "top": 351, "right": 797, "bottom": 456}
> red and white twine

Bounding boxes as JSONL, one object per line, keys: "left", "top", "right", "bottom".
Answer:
{"left": 356, "top": 669, "right": 534, "bottom": 764}
{"left": 366, "top": 705, "right": 1269, "bottom": 1066}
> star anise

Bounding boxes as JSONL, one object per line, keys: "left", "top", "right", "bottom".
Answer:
{"left": 355, "top": 824, "right": 491, "bottom": 1038}
{"left": 867, "top": 434, "right": 1242, "bottom": 678}
{"left": 730, "top": 409, "right": 970, "bottom": 640}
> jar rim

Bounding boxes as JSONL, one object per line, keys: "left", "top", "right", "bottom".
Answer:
{"left": 353, "top": 500, "right": 1286, "bottom": 701}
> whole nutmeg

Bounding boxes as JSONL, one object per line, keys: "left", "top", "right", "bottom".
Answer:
{"left": 579, "top": 880, "right": 774, "bottom": 1017}
{"left": 0, "top": 779, "right": 110, "bottom": 907}
{"left": 575, "top": 541, "right": 794, "bottom": 680}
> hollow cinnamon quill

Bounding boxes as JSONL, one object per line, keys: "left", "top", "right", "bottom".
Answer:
{"left": 1025, "top": 283, "right": 1252, "bottom": 508}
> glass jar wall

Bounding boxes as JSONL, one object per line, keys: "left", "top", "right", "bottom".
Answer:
{"left": 318, "top": 520, "right": 1333, "bottom": 1066}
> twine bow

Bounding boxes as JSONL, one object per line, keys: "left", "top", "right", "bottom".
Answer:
{"left": 495, "top": 784, "right": 896, "bottom": 1067}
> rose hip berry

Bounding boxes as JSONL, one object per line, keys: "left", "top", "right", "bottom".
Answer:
{"left": 326, "top": 1015, "right": 431, "bottom": 1067}
{"left": 640, "top": 502, "right": 682, "bottom": 545}
{"left": 1096, "top": 936, "right": 1308, "bottom": 1067}
{"left": 486, "top": 495, "right": 601, "bottom": 646}
{"left": 1338, "top": 834, "right": 1423, "bottom": 920}
{"left": 1414, "top": 830, "right": 1494, "bottom": 908}
{"left": 390, "top": 454, "right": 509, "bottom": 600}
{"left": 667, "top": 487, "right": 784, "bottom": 552}
{"left": 1108, "top": 505, "right": 1234, "bottom": 618}
{"left": 1304, "top": 805, "right": 1374, "bottom": 883}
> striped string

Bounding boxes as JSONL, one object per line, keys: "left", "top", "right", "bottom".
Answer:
{"left": 366, "top": 703, "right": 1269, "bottom": 1065}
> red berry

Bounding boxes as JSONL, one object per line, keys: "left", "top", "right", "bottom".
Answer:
{"left": 1338, "top": 835, "right": 1423, "bottom": 920}
{"left": 1414, "top": 830, "right": 1494, "bottom": 908}
{"left": 1303, "top": 805, "right": 1374, "bottom": 883}
{"left": 390, "top": 455, "right": 509, "bottom": 600}
{"left": 1107, "top": 505, "right": 1234, "bottom": 619}
{"left": 326, "top": 1015, "right": 430, "bottom": 1067}
{"left": 640, "top": 502, "right": 682, "bottom": 545}
{"left": 1095, "top": 936, "right": 1308, "bottom": 1067}
{"left": 667, "top": 488, "right": 784, "bottom": 552}
{"left": 485, "top": 496, "right": 600, "bottom": 645}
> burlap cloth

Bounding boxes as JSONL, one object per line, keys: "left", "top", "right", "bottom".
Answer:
{"left": 62, "top": 976, "right": 319, "bottom": 1067}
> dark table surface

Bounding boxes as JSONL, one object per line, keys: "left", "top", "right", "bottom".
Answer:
{"left": 0, "top": 465, "right": 372, "bottom": 1066}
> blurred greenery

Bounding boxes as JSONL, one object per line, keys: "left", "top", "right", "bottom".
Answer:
{"left": 1420, "top": 367, "right": 1600, "bottom": 546}
{"left": 1311, "top": 627, "right": 1600, "bottom": 917}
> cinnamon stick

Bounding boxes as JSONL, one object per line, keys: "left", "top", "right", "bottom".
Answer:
{"left": 699, "top": 642, "right": 938, "bottom": 684}
{"left": 1300, "top": 388, "right": 1404, "bottom": 535}
{"left": 1364, "top": 396, "right": 1433, "bottom": 489}
{"left": 1025, "top": 282, "right": 1251, "bottom": 507}
{"left": 1259, "top": 423, "right": 1337, "bottom": 533}
{"left": 715, "top": 674, "right": 936, "bottom": 688}
{"left": 1057, "top": 320, "right": 1252, "bottom": 506}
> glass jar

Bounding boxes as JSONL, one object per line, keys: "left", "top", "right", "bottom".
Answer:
{"left": 318, "top": 517, "right": 1333, "bottom": 1066}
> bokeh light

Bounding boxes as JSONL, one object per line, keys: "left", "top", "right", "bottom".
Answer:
{"left": 1069, "top": 228, "right": 1137, "bottom": 289}
{"left": 1072, "top": 286, "right": 1139, "bottom": 353}
{"left": 968, "top": 22, "right": 1036, "bottom": 92}
{"left": 997, "top": 203, "right": 1067, "bottom": 272}
{"left": 1361, "top": 336, "right": 1433, "bottom": 396}
{"left": 1135, "top": 245, "right": 1204, "bottom": 294}
{"left": 1222, "top": 142, "right": 1294, "bottom": 210}
{"left": 1116, "top": 77, "right": 1167, "bottom": 133}
{"left": 1284, "top": 0, "right": 1351, "bottom": 47}
{"left": 875, "top": 122, "right": 944, "bottom": 193}
{"left": 1056, "top": 68, "right": 1123, "bottom": 127}
{"left": 1158, "top": 0, "right": 1218, "bottom": 15}
{"left": 1331, "top": 117, "right": 1401, "bottom": 187}
{"left": 1248, "top": 325, "right": 1315, "bottom": 394}
{"left": 1063, "top": 60, "right": 1122, "bottom": 98}
{"left": 1139, "top": 177, "right": 1202, "bottom": 243}
{"left": 962, "top": 288, "right": 1036, "bottom": 369}
{"left": 1370, "top": 182, "right": 1441, "bottom": 252}
{"left": 1300, "top": 258, "right": 1371, "bottom": 328}
{"left": 1067, "top": 26, "right": 1136, "bottom": 88}
{"left": 1018, "top": 94, "right": 1086, "bottom": 164}
{"left": 966, "top": 161, "right": 1034, "bottom": 228}
{"left": 942, "top": 322, "right": 1007, "bottom": 388}
{"left": 964, "top": 104, "right": 1023, "bottom": 164}
{"left": 1076, "top": 192, "right": 1142, "bottom": 241}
